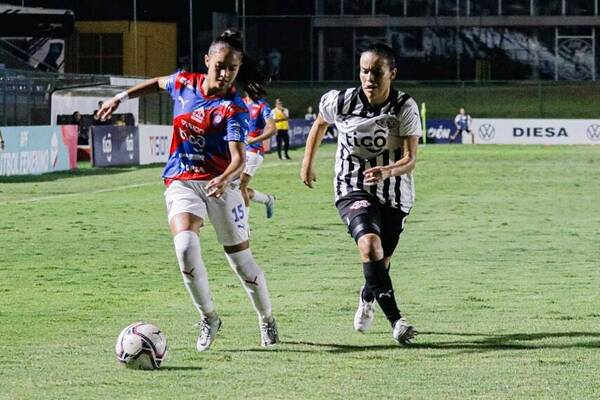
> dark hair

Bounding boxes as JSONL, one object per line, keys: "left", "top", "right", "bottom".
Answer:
{"left": 360, "top": 42, "right": 396, "bottom": 69}
{"left": 209, "top": 29, "right": 267, "bottom": 101}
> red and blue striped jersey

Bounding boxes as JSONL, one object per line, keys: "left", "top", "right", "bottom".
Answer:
{"left": 162, "top": 72, "right": 248, "bottom": 184}
{"left": 243, "top": 97, "right": 272, "bottom": 155}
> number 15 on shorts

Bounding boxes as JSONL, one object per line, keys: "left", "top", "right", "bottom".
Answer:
{"left": 231, "top": 204, "right": 245, "bottom": 229}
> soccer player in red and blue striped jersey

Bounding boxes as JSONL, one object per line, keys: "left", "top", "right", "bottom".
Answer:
{"left": 99, "top": 30, "right": 279, "bottom": 351}
{"left": 240, "top": 95, "right": 277, "bottom": 218}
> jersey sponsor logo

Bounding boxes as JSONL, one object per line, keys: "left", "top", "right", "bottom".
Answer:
{"left": 346, "top": 129, "right": 388, "bottom": 154}
{"left": 478, "top": 123, "right": 496, "bottom": 141}
{"left": 513, "top": 127, "right": 567, "bottom": 137}
{"left": 585, "top": 124, "right": 600, "bottom": 141}
{"left": 350, "top": 200, "right": 371, "bottom": 210}
{"left": 177, "top": 123, "right": 206, "bottom": 152}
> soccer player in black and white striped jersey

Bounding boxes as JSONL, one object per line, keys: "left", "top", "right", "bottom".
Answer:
{"left": 301, "top": 43, "right": 421, "bottom": 344}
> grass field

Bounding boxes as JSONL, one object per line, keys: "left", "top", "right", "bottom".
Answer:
{"left": 1, "top": 144, "right": 599, "bottom": 399}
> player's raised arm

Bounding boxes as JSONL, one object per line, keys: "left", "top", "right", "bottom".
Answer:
{"left": 98, "top": 76, "right": 170, "bottom": 121}
{"left": 300, "top": 114, "right": 329, "bottom": 188}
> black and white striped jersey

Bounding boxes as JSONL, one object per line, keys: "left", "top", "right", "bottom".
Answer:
{"left": 319, "top": 87, "right": 422, "bottom": 212}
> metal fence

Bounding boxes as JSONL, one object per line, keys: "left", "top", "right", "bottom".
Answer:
{"left": 0, "top": 68, "right": 172, "bottom": 126}
{"left": 1, "top": 68, "right": 599, "bottom": 127}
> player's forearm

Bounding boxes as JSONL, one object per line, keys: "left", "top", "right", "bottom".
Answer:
{"left": 112, "top": 77, "right": 163, "bottom": 101}
{"left": 221, "top": 150, "right": 245, "bottom": 181}
{"left": 386, "top": 136, "right": 418, "bottom": 176}
{"left": 385, "top": 157, "right": 416, "bottom": 177}
{"left": 302, "top": 121, "right": 328, "bottom": 168}
{"left": 253, "top": 122, "right": 277, "bottom": 142}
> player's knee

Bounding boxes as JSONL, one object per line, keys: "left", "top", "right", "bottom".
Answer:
{"left": 225, "top": 248, "right": 263, "bottom": 281}
{"left": 173, "top": 230, "right": 200, "bottom": 268}
{"left": 357, "top": 234, "right": 383, "bottom": 262}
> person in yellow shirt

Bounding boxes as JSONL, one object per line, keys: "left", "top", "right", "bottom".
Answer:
{"left": 273, "top": 98, "right": 290, "bottom": 160}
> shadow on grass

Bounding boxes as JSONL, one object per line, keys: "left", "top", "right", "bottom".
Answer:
{"left": 159, "top": 366, "right": 204, "bottom": 371}
{"left": 0, "top": 163, "right": 160, "bottom": 184}
{"left": 221, "top": 332, "right": 600, "bottom": 355}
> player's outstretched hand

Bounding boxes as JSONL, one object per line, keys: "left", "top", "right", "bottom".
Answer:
{"left": 300, "top": 165, "right": 317, "bottom": 188}
{"left": 364, "top": 166, "right": 390, "bottom": 184}
{"left": 98, "top": 99, "right": 120, "bottom": 122}
{"left": 206, "top": 175, "right": 228, "bottom": 198}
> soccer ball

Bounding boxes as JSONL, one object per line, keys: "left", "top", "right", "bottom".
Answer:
{"left": 115, "top": 322, "right": 168, "bottom": 370}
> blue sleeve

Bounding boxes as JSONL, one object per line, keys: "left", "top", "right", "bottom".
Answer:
{"left": 164, "top": 72, "right": 179, "bottom": 100}
{"left": 225, "top": 109, "right": 248, "bottom": 142}
{"left": 261, "top": 103, "right": 273, "bottom": 122}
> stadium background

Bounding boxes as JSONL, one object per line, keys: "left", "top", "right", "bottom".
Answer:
{"left": 1, "top": 0, "right": 600, "bottom": 126}
{"left": 1, "top": 2, "right": 599, "bottom": 399}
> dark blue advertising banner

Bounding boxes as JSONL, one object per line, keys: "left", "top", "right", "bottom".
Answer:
{"left": 425, "top": 119, "right": 461, "bottom": 144}
{"left": 266, "top": 119, "right": 337, "bottom": 153}
{"left": 91, "top": 126, "right": 139, "bottom": 167}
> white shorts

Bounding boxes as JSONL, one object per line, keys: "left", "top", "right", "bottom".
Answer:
{"left": 243, "top": 151, "right": 264, "bottom": 177}
{"left": 164, "top": 180, "right": 249, "bottom": 246}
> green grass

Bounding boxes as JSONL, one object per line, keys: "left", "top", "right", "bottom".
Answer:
{"left": 1, "top": 144, "right": 599, "bottom": 399}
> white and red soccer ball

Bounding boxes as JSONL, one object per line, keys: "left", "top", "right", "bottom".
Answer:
{"left": 115, "top": 322, "right": 168, "bottom": 370}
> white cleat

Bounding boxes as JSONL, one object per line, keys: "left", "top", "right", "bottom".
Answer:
{"left": 392, "top": 318, "right": 417, "bottom": 344}
{"left": 196, "top": 316, "right": 222, "bottom": 352}
{"left": 354, "top": 287, "right": 376, "bottom": 333}
{"left": 260, "top": 318, "right": 279, "bottom": 347}
{"left": 265, "top": 195, "right": 275, "bottom": 219}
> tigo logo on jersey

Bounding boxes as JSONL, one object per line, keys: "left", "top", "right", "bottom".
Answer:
{"left": 586, "top": 124, "right": 600, "bottom": 141}
{"left": 350, "top": 200, "right": 371, "bottom": 210}
{"left": 478, "top": 124, "right": 496, "bottom": 141}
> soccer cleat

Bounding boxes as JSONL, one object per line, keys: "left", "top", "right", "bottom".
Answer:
{"left": 265, "top": 194, "right": 275, "bottom": 219}
{"left": 392, "top": 317, "right": 417, "bottom": 344}
{"left": 196, "top": 316, "right": 222, "bottom": 352}
{"left": 260, "top": 318, "right": 279, "bottom": 347}
{"left": 354, "top": 286, "right": 376, "bottom": 333}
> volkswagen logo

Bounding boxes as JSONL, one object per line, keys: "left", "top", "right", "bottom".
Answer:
{"left": 586, "top": 124, "right": 600, "bottom": 142}
{"left": 478, "top": 124, "right": 496, "bottom": 141}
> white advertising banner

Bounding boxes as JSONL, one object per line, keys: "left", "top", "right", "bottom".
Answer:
{"left": 138, "top": 125, "right": 172, "bottom": 165}
{"left": 472, "top": 119, "right": 600, "bottom": 145}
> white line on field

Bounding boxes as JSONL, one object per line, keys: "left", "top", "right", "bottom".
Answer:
{"left": 0, "top": 182, "right": 157, "bottom": 205}
{"left": 0, "top": 159, "right": 297, "bottom": 205}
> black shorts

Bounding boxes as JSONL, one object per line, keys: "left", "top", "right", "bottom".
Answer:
{"left": 336, "top": 191, "right": 409, "bottom": 258}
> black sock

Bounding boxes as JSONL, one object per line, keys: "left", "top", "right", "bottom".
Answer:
{"left": 361, "top": 285, "right": 375, "bottom": 303}
{"left": 361, "top": 263, "right": 391, "bottom": 303}
{"left": 363, "top": 259, "right": 401, "bottom": 325}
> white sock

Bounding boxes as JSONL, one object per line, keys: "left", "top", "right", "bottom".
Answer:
{"left": 251, "top": 190, "right": 269, "bottom": 205}
{"left": 225, "top": 248, "right": 273, "bottom": 323}
{"left": 173, "top": 231, "right": 216, "bottom": 319}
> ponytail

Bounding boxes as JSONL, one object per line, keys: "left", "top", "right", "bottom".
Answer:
{"left": 209, "top": 29, "right": 267, "bottom": 101}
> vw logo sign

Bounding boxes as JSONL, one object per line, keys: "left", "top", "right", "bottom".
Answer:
{"left": 586, "top": 124, "right": 600, "bottom": 142}
{"left": 478, "top": 124, "right": 496, "bottom": 141}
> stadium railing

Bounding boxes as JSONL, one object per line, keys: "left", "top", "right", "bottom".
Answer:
{"left": 1, "top": 68, "right": 599, "bottom": 127}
